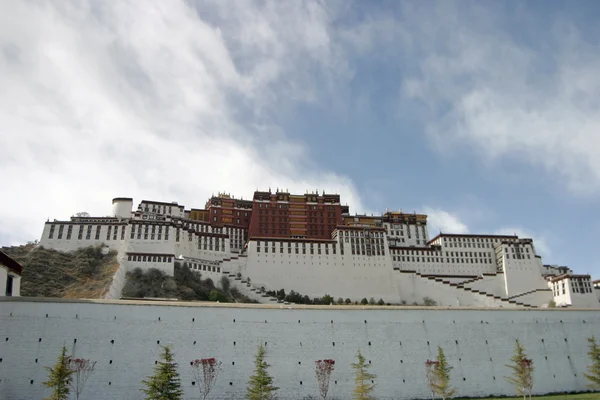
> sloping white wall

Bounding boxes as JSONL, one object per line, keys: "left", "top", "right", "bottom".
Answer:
{"left": 104, "top": 263, "right": 127, "bottom": 300}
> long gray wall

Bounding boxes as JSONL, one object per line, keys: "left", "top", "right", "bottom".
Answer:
{"left": 1, "top": 298, "right": 599, "bottom": 400}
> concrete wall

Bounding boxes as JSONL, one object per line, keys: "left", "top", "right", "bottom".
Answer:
{"left": 1, "top": 298, "right": 599, "bottom": 400}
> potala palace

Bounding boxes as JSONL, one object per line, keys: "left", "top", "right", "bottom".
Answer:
{"left": 37, "top": 191, "right": 600, "bottom": 308}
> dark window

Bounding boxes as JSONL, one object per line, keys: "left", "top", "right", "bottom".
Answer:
{"left": 5, "top": 275, "right": 14, "bottom": 296}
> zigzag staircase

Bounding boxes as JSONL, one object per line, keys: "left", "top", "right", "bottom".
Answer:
{"left": 397, "top": 270, "right": 538, "bottom": 308}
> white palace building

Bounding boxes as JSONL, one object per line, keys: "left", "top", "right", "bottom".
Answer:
{"left": 37, "top": 192, "right": 600, "bottom": 308}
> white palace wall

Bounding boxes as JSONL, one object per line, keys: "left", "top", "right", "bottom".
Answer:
{"left": 242, "top": 241, "right": 525, "bottom": 306}
{"left": 1, "top": 298, "right": 599, "bottom": 400}
{"left": 243, "top": 243, "right": 399, "bottom": 302}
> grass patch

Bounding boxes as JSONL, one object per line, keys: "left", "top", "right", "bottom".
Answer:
{"left": 2, "top": 244, "right": 118, "bottom": 298}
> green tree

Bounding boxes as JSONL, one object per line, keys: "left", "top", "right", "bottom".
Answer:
{"left": 368, "top": 297, "right": 376, "bottom": 305}
{"left": 276, "top": 289, "right": 286, "bottom": 300}
{"left": 360, "top": 298, "right": 368, "bottom": 305}
{"left": 322, "top": 294, "right": 334, "bottom": 305}
{"left": 585, "top": 336, "right": 600, "bottom": 389}
{"left": 351, "top": 350, "right": 376, "bottom": 400}
{"left": 433, "top": 346, "right": 455, "bottom": 399}
{"left": 246, "top": 343, "right": 279, "bottom": 400}
{"left": 505, "top": 340, "right": 534, "bottom": 400}
{"left": 141, "top": 346, "right": 184, "bottom": 400}
{"left": 209, "top": 290, "right": 228, "bottom": 302}
{"left": 345, "top": 298, "right": 352, "bottom": 304}
{"left": 377, "top": 298, "right": 385, "bottom": 306}
{"left": 43, "top": 346, "right": 74, "bottom": 400}
{"left": 220, "top": 276, "right": 231, "bottom": 293}
{"left": 337, "top": 297, "right": 344, "bottom": 305}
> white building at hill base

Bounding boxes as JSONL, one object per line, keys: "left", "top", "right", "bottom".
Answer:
{"left": 37, "top": 196, "right": 600, "bottom": 309}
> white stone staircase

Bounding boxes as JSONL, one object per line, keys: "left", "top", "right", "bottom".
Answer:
{"left": 397, "top": 270, "right": 536, "bottom": 308}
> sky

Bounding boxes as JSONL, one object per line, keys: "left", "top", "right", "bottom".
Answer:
{"left": 1, "top": 1, "right": 600, "bottom": 276}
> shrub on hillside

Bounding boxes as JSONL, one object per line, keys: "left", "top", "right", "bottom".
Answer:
{"left": 121, "top": 264, "right": 236, "bottom": 302}
{"left": 423, "top": 297, "right": 437, "bottom": 306}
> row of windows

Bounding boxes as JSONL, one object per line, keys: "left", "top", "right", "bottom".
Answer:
{"left": 391, "top": 249, "right": 490, "bottom": 257}
{"left": 446, "top": 242, "right": 497, "bottom": 249}
{"left": 351, "top": 246, "right": 385, "bottom": 256}
{"left": 190, "top": 264, "right": 220, "bottom": 273}
{"left": 181, "top": 223, "right": 214, "bottom": 233}
{"left": 387, "top": 226, "right": 427, "bottom": 238}
{"left": 553, "top": 282, "right": 567, "bottom": 296}
{"left": 506, "top": 254, "right": 531, "bottom": 260}
{"left": 395, "top": 255, "right": 493, "bottom": 264}
{"left": 194, "top": 236, "right": 226, "bottom": 252}
{"left": 339, "top": 231, "right": 384, "bottom": 238}
{"left": 348, "top": 237, "right": 384, "bottom": 246}
{"left": 49, "top": 224, "right": 125, "bottom": 241}
{"left": 213, "top": 209, "right": 249, "bottom": 218}
{"left": 256, "top": 241, "right": 338, "bottom": 255}
{"left": 555, "top": 279, "right": 594, "bottom": 295}
{"left": 142, "top": 204, "right": 174, "bottom": 215}
{"left": 128, "top": 255, "right": 172, "bottom": 263}
{"left": 131, "top": 225, "right": 170, "bottom": 241}
{"left": 505, "top": 247, "right": 530, "bottom": 253}
{"left": 444, "top": 237, "right": 509, "bottom": 243}
{"left": 258, "top": 203, "right": 288, "bottom": 209}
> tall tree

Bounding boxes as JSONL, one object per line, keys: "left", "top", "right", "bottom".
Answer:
{"left": 246, "top": 343, "right": 279, "bottom": 400}
{"left": 191, "top": 358, "right": 222, "bottom": 400}
{"left": 42, "top": 346, "right": 74, "bottom": 400}
{"left": 351, "top": 350, "right": 376, "bottom": 400}
{"left": 433, "top": 346, "right": 455, "bottom": 400}
{"left": 69, "top": 358, "right": 97, "bottom": 400}
{"left": 585, "top": 336, "right": 600, "bottom": 389}
{"left": 141, "top": 346, "right": 184, "bottom": 400}
{"left": 505, "top": 340, "right": 534, "bottom": 400}
{"left": 315, "top": 359, "right": 335, "bottom": 400}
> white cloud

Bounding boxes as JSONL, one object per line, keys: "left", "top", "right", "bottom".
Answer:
{"left": 400, "top": 3, "right": 600, "bottom": 195}
{"left": 423, "top": 207, "right": 469, "bottom": 235}
{"left": 0, "top": 1, "right": 366, "bottom": 245}
{"left": 495, "top": 227, "right": 551, "bottom": 259}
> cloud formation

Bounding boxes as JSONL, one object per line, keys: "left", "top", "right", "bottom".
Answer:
{"left": 423, "top": 207, "right": 469, "bottom": 235}
{"left": 401, "top": 2, "right": 600, "bottom": 195}
{"left": 0, "top": 1, "right": 365, "bottom": 244}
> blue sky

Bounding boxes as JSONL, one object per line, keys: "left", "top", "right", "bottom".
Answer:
{"left": 1, "top": 1, "right": 599, "bottom": 276}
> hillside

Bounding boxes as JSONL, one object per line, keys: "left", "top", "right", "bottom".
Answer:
{"left": 1, "top": 244, "right": 118, "bottom": 298}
